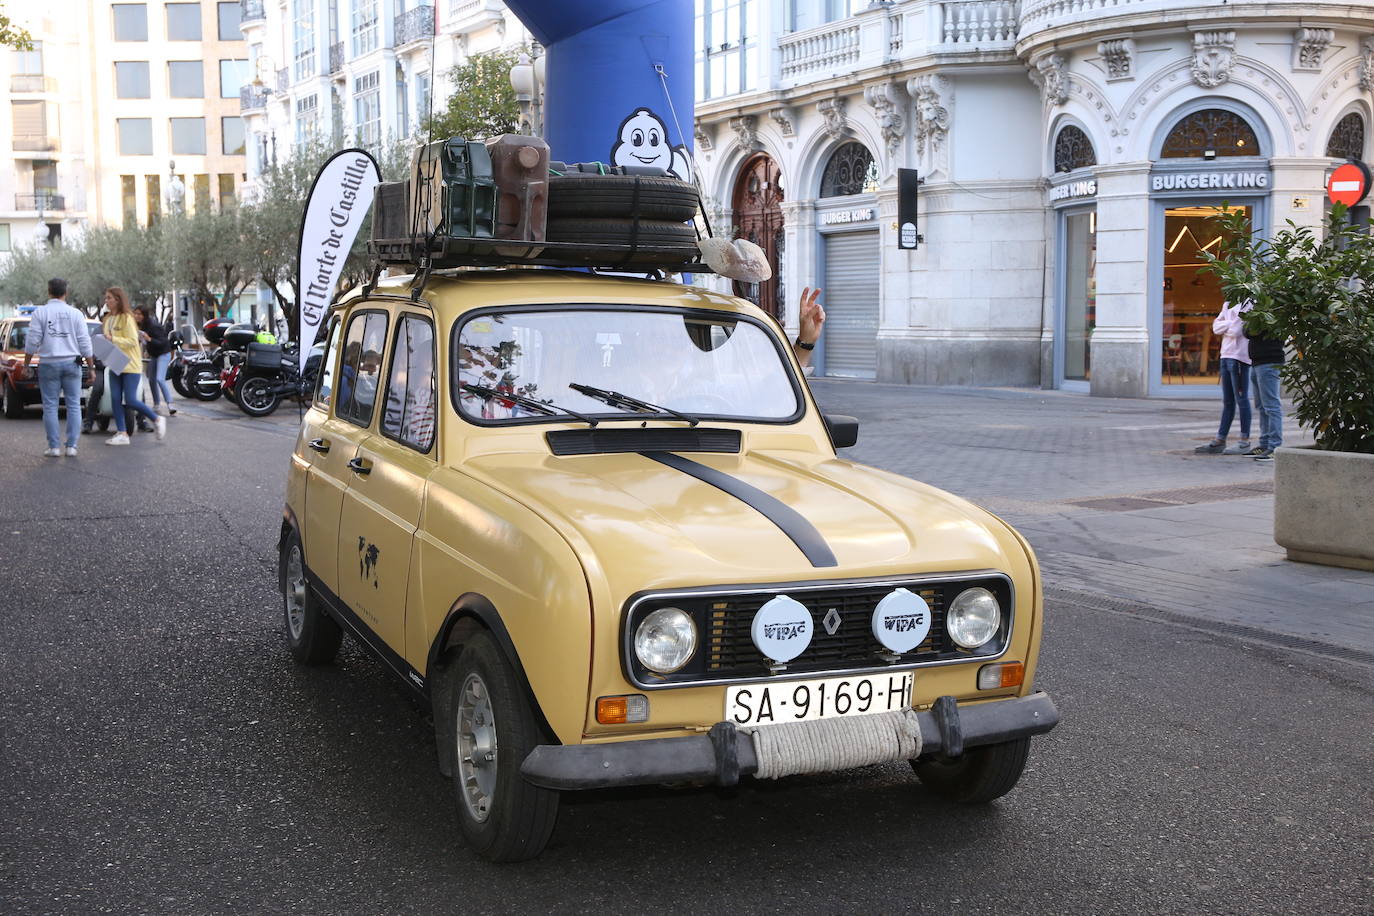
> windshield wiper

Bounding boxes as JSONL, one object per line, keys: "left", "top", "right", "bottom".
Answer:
{"left": 461, "top": 382, "right": 598, "bottom": 426}
{"left": 569, "top": 382, "right": 700, "bottom": 427}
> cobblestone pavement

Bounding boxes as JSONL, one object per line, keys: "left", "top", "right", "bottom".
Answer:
{"left": 811, "top": 380, "right": 1374, "bottom": 659}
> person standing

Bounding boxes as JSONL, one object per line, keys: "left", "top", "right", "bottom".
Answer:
{"left": 134, "top": 306, "right": 175, "bottom": 416}
{"left": 1194, "top": 301, "right": 1251, "bottom": 455}
{"left": 101, "top": 288, "right": 165, "bottom": 445}
{"left": 1245, "top": 321, "right": 1285, "bottom": 462}
{"left": 22, "top": 278, "right": 94, "bottom": 457}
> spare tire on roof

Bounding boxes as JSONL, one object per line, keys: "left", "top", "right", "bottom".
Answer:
{"left": 545, "top": 217, "right": 698, "bottom": 266}
{"left": 547, "top": 174, "right": 699, "bottom": 223}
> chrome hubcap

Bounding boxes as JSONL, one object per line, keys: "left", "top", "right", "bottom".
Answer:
{"left": 456, "top": 673, "right": 498, "bottom": 823}
{"left": 284, "top": 547, "right": 307, "bottom": 640}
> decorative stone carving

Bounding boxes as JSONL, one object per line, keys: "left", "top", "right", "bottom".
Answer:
{"left": 906, "top": 74, "right": 950, "bottom": 157}
{"left": 728, "top": 115, "right": 761, "bottom": 152}
{"left": 1031, "top": 54, "right": 1069, "bottom": 107}
{"left": 817, "top": 97, "right": 850, "bottom": 141}
{"left": 1098, "top": 38, "right": 1135, "bottom": 81}
{"left": 694, "top": 122, "right": 714, "bottom": 152}
{"left": 1292, "top": 28, "right": 1334, "bottom": 71}
{"left": 1191, "top": 31, "right": 1236, "bottom": 89}
{"left": 864, "top": 81, "right": 906, "bottom": 163}
{"left": 769, "top": 106, "right": 796, "bottom": 137}
{"left": 1359, "top": 37, "right": 1374, "bottom": 90}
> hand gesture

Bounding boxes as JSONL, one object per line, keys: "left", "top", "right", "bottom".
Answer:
{"left": 799, "top": 287, "right": 826, "bottom": 345}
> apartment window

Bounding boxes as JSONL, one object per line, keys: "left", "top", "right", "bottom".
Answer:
{"left": 293, "top": 0, "right": 317, "bottom": 81}
{"left": 217, "top": 1, "right": 243, "bottom": 40}
{"left": 168, "top": 61, "right": 204, "bottom": 98}
{"left": 396, "top": 75, "right": 409, "bottom": 137}
{"left": 218, "top": 173, "right": 236, "bottom": 209}
{"left": 121, "top": 175, "right": 138, "bottom": 227}
{"left": 696, "top": 0, "right": 760, "bottom": 101}
{"left": 112, "top": 4, "right": 148, "bottom": 41}
{"left": 193, "top": 174, "right": 211, "bottom": 211}
{"left": 117, "top": 118, "right": 154, "bottom": 155}
{"left": 171, "top": 117, "right": 207, "bottom": 155}
{"left": 0, "top": 224, "right": 10, "bottom": 252}
{"left": 219, "top": 59, "right": 249, "bottom": 98}
{"left": 146, "top": 175, "right": 161, "bottom": 226}
{"left": 295, "top": 93, "right": 319, "bottom": 146}
{"left": 12, "top": 42, "right": 42, "bottom": 76}
{"left": 33, "top": 160, "right": 57, "bottom": 194}
{"left": 416, "top": 70, "right": 431, "bottom": 122}
{"left": 222, "top": 116, "right": 245, "bottom": 155}
{"left": 353, "top": 71, "right": 380, "bottom": 148}
{"left": 115, "top": 61, "right": 151, "bottom": 98}
{"left": 352, "top": 0, "right": 379, "bottom": 56}
{"left": 166, "top": 3, "right": 202, "bottom": 40}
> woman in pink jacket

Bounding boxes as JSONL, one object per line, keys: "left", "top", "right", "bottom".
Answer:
{"left": 1195, "top": 301, "right": 1251, "bottom": 454}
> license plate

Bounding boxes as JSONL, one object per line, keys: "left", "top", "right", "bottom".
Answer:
{"left": 725, "top": 672, "right": 913, "bottom": 728}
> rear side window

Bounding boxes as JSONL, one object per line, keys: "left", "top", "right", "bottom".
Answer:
{"left": 336, "top": 310, "right": 388, "bottom": 427}
{"left": 5, "top": 324, "right": 22, "bottom": 350}
{"left": 381, "top": 314, "right": 437, "bottom": 453}
{"left": 314, "top": 319, "right": 340, "bottom": 409}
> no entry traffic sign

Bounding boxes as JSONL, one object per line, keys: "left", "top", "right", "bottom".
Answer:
{"left": 1327, "top": 161, "right": 1371, "bottom": 206}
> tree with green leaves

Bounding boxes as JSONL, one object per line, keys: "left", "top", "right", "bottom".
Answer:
{"left": 161, "top": 204, "right": 254, "bottom": 324}
{"left": 0, "top": 223, "right": 165, "bottom": 316}
{"left": 0, "top": 3, "right": 34, "bottom": 51}
{"left": 422, "top": 48, "right": 523, "bottom": 142}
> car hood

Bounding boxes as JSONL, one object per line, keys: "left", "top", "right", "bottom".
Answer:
{"left": 465, "top": 449, "right": 1018, "bottom": 591}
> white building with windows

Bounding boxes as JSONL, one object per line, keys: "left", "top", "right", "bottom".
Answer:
{"left": 237, "top": 0, "right": 529, "bottom": 189}
{"left": 692, "top": 0, "right": 1374, "bottom": 397}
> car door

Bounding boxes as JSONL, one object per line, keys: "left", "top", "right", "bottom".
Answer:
{"left": 302, "top": 309, "right": 387, "bottom": 595}
{"left": 336, "top": 307, "right": 437, "bottom": 666}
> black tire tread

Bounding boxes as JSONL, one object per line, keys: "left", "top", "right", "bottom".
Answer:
{"left": 548, "top": 174, "right": 699, "bottom": 221}
{"left": 237, "top": 377, "right": 282, "bottom": 417}
{"left": 280, "top": 534, "right": 343, "bottom": 666}
{"left": 911, "top": 736, "right": 1031, "bottom": 804}
{"left": 2, "top": 380, "right": 23, "bottom": 418}
{"left": 546, "top": 218, "right": 696, "bottom": 246}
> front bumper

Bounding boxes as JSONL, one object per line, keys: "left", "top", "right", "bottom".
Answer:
{"left": 521, "top": 691, "right": 1059, "bottom": 790}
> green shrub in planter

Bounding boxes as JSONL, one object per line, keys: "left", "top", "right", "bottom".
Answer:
{"left": 1203, "top": 205, "right": 1374, "bottom": 455}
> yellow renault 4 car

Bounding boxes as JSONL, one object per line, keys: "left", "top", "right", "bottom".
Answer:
{"left": 280, "top": 270, "right": 1058, "bottom": 861}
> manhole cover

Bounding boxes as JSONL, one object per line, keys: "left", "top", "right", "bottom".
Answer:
{"left": 1069, "top": 497, "right": 1176, "bottom": 511}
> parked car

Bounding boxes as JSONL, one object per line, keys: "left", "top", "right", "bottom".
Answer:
{"left": 0, "top": 316, "right": 102, "bottom": 419}
{"left": 280, "top": 271, "right": 1058, "bottom": 862}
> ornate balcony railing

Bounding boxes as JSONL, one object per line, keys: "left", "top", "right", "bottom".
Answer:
{"left": 240, "top": 0, "right": 265, "bottom": 23}
{"left": 395, "top": 5, "right": 435, "bottom": 47}
{"left": 16, "top": 193, "right": 65, "bottom": 211}
{"left": 779, "top": 20, "right": 861, "bottom": 80}
{"left": 240, "top": 84, "right": 270, "bottom": 111}
{"left": 10, "top": 75, "right": 57, "bottom": 93}
{"left": 329, "top": 42, "right": 344, "bottom": 74}
{"left": 938, "top": 0, "right": 1020, "bottom": 47}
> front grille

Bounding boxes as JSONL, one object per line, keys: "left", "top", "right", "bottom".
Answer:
{"left": 624, "top": 575, "right": 1012, "bottom": 687}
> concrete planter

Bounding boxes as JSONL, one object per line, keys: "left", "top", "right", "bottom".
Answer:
{"left": 1274, "top": 446, "right": 1374, "bottom": 572}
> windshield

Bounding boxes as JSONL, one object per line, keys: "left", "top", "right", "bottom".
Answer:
{"left": 453, "top": 307, "right": 800, "bottom": 423}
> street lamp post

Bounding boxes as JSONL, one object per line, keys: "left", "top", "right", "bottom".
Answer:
{"left": 510, "top": 50, "right": 545, "bottom": 137}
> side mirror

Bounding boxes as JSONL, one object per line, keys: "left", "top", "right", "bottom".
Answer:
{"left": 823, "top": 414, "right": 859, "bottom": 449}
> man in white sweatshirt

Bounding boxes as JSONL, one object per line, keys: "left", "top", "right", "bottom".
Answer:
{"left": 22, "top": 278, "right": 95, "bottom": 457}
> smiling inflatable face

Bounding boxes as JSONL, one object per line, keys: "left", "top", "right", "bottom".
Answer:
{"left": 612, "top": 108, "right": 674, "bottom": 171}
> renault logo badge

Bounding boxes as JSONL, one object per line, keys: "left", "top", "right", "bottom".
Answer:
{"left": 823, "top": 607, "right": 842, "bottom": 636}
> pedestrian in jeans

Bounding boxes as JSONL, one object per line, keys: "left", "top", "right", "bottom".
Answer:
{"left": 22, "top": 278, "right": 95, "bottom": 457}
{"left": 1245, "top": 325, "right": 1285, "bottom": 462}
{"left": 101, "top": 287, "right": 165, "bottom": 446}
{"left": 1195, "top": 301, "right": 1251, "bottom": 454}
{"left": 134, "top": 306, "right": 174, "bottom": 416}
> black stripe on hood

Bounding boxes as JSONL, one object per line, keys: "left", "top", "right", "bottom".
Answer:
{"left": 641, "top": 451, "right": 839, "bottom": 569}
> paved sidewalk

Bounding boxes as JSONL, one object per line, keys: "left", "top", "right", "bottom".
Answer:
{"left": 810, "top": 379, "right": 1374, "bottom": 661}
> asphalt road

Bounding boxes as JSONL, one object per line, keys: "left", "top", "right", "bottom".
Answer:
{"left": 1, "top": 394, "right": 1372, "bottom": 915}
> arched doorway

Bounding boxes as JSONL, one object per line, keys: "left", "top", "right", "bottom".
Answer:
{"left": 731, "top": 153, "right": 784, "bottom": 316}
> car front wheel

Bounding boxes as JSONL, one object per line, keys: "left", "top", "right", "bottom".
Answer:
{"left": 1, "top": 379, "right": 23, "bottom": 418}
{"left": 911, "top": 736, "right": 1031, "bottom": 804}
{"left": 451, "top": 633, "right": 559, "bottom": 862}
{"left": 279, "top": 532, "right": 342, "bottom": 665}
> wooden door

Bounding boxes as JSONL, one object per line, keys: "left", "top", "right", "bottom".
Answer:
{"left": 731, "top": 154, "right": 784, "bottom": 317}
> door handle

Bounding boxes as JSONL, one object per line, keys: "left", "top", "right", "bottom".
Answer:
{"left": 308, "top": 437, "right": 330, "bottom": 454}
{"left": 347, "top": 457, "right": 372, "bottom": 476}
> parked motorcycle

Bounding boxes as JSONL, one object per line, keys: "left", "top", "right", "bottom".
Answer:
{"left": 234, "top": 341, "right": 322, "bottom": 418}
{"left": 183, "top": 320, "right": 254, "bottom": 402}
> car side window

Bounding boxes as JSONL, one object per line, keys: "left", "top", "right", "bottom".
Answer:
{"left": 314, "top": 318, "right": 341, "bottom": 409}
{"left": 336, "top": 310, "right": 389, "bottom": 428}
{"left": 7, "top": 323, "right": 24, "bottom": 349}
{"left": 381, "top": 314, "right": 437, "bottom": 453}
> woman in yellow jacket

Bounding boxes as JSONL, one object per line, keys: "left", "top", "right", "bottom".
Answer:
{"left": 101, "top": 287, "right": 165, "bottom": 445}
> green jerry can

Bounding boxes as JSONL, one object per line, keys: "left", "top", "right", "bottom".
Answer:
{"left": 410, "top": 137, "right": 498, "bottom": 248}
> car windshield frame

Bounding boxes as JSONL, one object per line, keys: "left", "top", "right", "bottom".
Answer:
{"left": 449, "top": 303, "right": 807, "bottom": 428}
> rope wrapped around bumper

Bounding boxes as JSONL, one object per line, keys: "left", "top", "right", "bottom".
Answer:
{"left": 746, "top": 708, "right": 924, "bottom": 779}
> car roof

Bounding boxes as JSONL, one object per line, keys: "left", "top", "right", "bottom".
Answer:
{"left": 358, "top": 270, "right": 771, "bottom": 325}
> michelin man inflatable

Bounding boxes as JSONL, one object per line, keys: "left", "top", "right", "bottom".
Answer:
{"left": 610, "top": 107, "right": 692, "bottom": 181}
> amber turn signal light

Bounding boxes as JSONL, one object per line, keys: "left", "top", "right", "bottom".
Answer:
{"left": 596, "top": 694, "right": 649, "bottom": 724}
{"left": 977, "top": 661, "right": 1024, "bottom": 690}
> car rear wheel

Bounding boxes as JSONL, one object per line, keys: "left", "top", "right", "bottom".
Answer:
{"left": 450, "top": 632, "right": 559, "bottom": 862}
{"left": 2, "top": 379, "right": 23, "bottom": 418}
{"left": 279, "top": 533, "right": 342, "bottom": 665}
{"left": 911, "top": 736, "right": 1031, "bottom": 804}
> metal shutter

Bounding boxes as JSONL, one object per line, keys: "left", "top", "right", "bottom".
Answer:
{"left": 822, "top": 230, "right": 880, "bottom": 378}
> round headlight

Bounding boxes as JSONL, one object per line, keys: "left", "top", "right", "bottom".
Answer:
{"left": 946, "top": 587, "right": 1001, "bottom": 649}
{"left": 634, "top": 607, "right": 697, "bottom": 674}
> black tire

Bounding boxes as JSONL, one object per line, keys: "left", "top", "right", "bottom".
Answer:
{"left": 1, "top": 379, "right": 23, "bottom": 418}
{"left": 545, "top": 218, "right": 698, "bottom": 266}
{"left": 547, "top": 174, "right": 699, "bottom": 222}
{"left": 450, "top": 633, "right": 559, "bottom": 862}
{"left": 184, "top": 365, "right": 223, "bottom": 401}
{"left": 911, "top": 737, "right": 1032, "bottom": 804}
{"left": 96, "top": 416, "right": 110, "bottom": 433}
{"left": 279, "top": 532, "right": 342, "bottom": 665}
{"left": 236, "top": 376, "right": 282, "bottom": 417}
{"left": 224, "top": 382, "right": 239, "bottom": 405}
{"left": 171, "top": 372, "right": 191, "bottom": 399}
